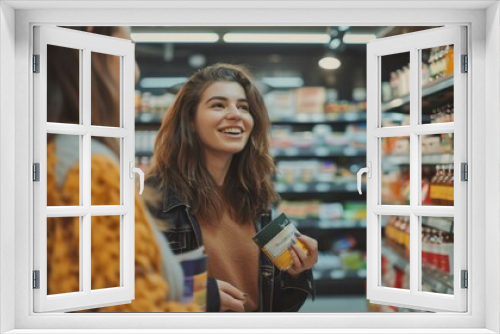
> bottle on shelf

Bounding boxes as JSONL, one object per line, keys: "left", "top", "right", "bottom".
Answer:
{"left": 447, "top": 164, "right": 454, "bottom": 206}
{"left": 430, "top": 165, "right": 443, "bottom": 205}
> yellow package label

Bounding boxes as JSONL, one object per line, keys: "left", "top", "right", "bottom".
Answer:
{"left": 262, "top": 224, "right": 308, "bottom": 271}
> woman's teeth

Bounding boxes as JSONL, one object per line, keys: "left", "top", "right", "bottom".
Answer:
{"left": 221, "top": 127, "right": 242, "bottom": 134}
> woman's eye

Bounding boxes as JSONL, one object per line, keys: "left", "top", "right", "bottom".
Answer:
{"left": 212, "top": 103, "right": 225, "bottom": 109}
{"left": 238, "top": 105, "right": 250, "bottom": 112}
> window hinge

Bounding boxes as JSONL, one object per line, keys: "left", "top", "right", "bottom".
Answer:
{"left": 461, "top": 162, "right": 468, "bottom": 181}
{"left": 33, "top": 54, "right": 40, "bottom": 73}
{"left": 461, "top": 270, "right": 468, "bottom": 289}
{"left": 33, "top": 163, "right": 40, "bottom": 182}
{"left": 33, "top": 270, "right": 40, "bottom": 289}
{"left": 33, "top": 55, "right": 40, "bottom": 73}
{"left": 461, "top": 54, "right": 468, "bottom": 73}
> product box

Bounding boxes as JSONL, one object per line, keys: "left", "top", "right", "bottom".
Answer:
{"left": 176, "top": 246, "right": 207, "bottom": 311}
{"left": 253, "top": 213, "right": 308, "bottom": 271}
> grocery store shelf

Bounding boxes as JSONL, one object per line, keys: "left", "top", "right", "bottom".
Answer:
{"left": 422, "top": 267, "right": 454, "bottom": 295}
{"left": 314, "top": 267, "right": 366, "bottom": 281}
{"left": 381, "top": 243, "right": 408, "bottom": 272}
{"left": 137, "top": 111, "right": 368, "bottom": 126}
{"left": 271, "top": 112, "right": 366, "bottom": 124}
{"left": 383, "top": 153, "right": 454, "bottom": 165}
{"left": 136, "top": 113, "right": 163, "bottom": 124}
{"left": 382, "top": 242, "right": 454, "bottom": 294}
{"left": 272, "top": 147, "right": 366, "bottom": 158}
{"left": 381, "top": 76, "right": 454, "bottom": 113}
{"left": 275, "top": 182, "right": 364, "bottom": 194}
{"left": 291, "top": 218, "right": 366, "bottom": 230}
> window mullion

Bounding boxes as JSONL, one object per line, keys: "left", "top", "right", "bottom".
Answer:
{"left": 409, "top": 47, "right": 420, "bottom": 295}
{"left": 82, "top": 47, "right": 92, "bottom": 294}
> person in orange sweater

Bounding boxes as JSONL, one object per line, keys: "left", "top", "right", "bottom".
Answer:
{"left": 46, "top": 26, "right": 199, "bottom": 312}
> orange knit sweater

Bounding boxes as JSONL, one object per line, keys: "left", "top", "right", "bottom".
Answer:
{"left": 46, "top": 142, "right": 199, "bottom": 312}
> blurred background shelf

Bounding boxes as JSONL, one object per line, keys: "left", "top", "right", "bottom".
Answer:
{"left": 272, "top": 147, "right": 366, "bottom": 158}
{"left": 275, "top": 182, "right": 364, "bottom": 194}
{"left": 271, "top": 112, "right": 366, "bottom": 124}
{"left": 381, "top": 76, "right": 454, "bottom": 113}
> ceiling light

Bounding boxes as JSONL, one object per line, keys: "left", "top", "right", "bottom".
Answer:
{"left": 318, "top": 57, "right": 341, "bottom": 70}
{"left": 262, "top": 77, "right": 304, "bottom": 88}
{"left": 223, "top": 33, "right": 329, "bottom": 44}
{"left": 343, "top": 33, "right": 377, "bottom": 44}
{"left": 131, "top": 32, "right": 219, "bottom": 43}
{"left": 140, "top": 77, "right": 188, "bottom": 89}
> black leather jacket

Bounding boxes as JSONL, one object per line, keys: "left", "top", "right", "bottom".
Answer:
{"left": 143, "top": 176, "right": 315, "bottom": 312}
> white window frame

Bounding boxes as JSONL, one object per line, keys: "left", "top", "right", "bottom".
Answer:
{"left": 0, "top": 2, "right": 499, "bottom": 333}
{"left": 33, "top": 26, "right": 136, "bottom": 313}
{"left": 365, "top": 26, "right": 467, "bottom": 312}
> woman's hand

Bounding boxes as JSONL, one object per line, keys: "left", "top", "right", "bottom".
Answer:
{"left": 287, "top": 234, "right": 319, "bottom": 277}
{"left": 216, "top": 279, "right": 248, "bottom": 312}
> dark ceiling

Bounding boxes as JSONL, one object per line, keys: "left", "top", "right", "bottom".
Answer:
{"left": 131, "top": 26, "right": 435, "bottom": 100}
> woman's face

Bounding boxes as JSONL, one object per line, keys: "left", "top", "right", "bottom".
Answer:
{"left": 194, "top": 81, "right": 255, "bottom": 160}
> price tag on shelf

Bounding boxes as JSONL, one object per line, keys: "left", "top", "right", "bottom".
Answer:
{"left": 138, "top": 113, "right": 153, "bottom": 122}
{"left": 345, "top": 183, "right": 358, "bottom": 192}
{"left": 343, "top": 147, "right": 357, "bottom": 156}
{"left": 343, "top": 220, "right": 356, "bottom": 228}
{"left": 311, "top": 113, "right": 324, "bottom": 122}
{"left": 344, "top": 113, "right": 358, "bottom": 122}
{"left": 284, "top": 147, "right": 299, "bottom": 156}
{"left": 315, "top": 183, "right": 330, "bottom": 192}
{"left": 315, "top": 147, "right": 329, "bottom": 156}
{"left": 292, "top": 183, "right": 308, "bottom": 192}
{"left": 275, "top": 183, "right": 287, "bottom": 193}
{"left": 357, "top": 269, "right": 367, "bottom": 278}
{"left": 297, "top": 114, "right": 310, "bottom": 122}
{"left": 330, "top": 270, "right": 346, "bottom": 280}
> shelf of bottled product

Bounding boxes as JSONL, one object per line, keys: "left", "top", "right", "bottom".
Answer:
{"left": 291, "top": 218, "right": 367, "bottom": 230}
{"left": 271, "top": 147, "right": 366, "bottom": 158}
{"left": 135, "top": 110, "right": 368, "bottom": 126}
{"left": 381, "top": 241, "right": 453, "bottom": 295}
{"left": 383, "top": 153, "right": 454, "bottom": 165}
{"left": 275, "top": 181, "right": 365, "bottom": 194}
{"left": 270, "top": 111, "right": 367, "bottom": 124}
{"left": 381, "top": 76, "right": 454, "bottom": 113}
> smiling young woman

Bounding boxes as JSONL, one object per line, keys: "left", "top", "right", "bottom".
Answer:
{"left": 143, "top": 63, "right": 318, "bottom": 312}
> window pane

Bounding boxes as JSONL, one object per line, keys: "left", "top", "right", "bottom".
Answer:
{"left": 381, "top": 137, "right": 410, "bottom": 205}
{"left": 380, "top": 52, "right": 410, "bottom": 127}
{"left": 381, "top": 215, "right": 410, "bottom": 290}
{"left": 421, "top": 216, "right": 454, "bottom": 295}
{"left": 47, "top": 45, "right": 80, "bottom": 124}
{"left": 91, "top": 52, "right": 121, "bottom": 127}
{"left": 91, "top": 137, "right": 121, "bottom": 206}
{"left": 91, "top": 215, "right": 121, "bottom": 290}
{"left": 421, "top": 134, "right": 454, "bottom": 206}
{"left": 421, "top": 46, "right": 454, "bottom": 125}
{"left": 47, "top": 134, "right": 80, "bottom": 206}
{"left": 47, "top": 216, "right": 80, "bottom": 295}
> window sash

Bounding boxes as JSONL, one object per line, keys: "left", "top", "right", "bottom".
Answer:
{"left": 366, "top": 26, "right": 467, "bottom": 312}
{"left": 32, "top": 25, "right": 136, "bottom": 313}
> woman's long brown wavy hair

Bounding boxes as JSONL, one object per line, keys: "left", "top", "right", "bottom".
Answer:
{"left": 47, "top": 26, "right": 121, "bottom": 155}
{"left": 149, "top": 63, "right": 279, "bottom": 225}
